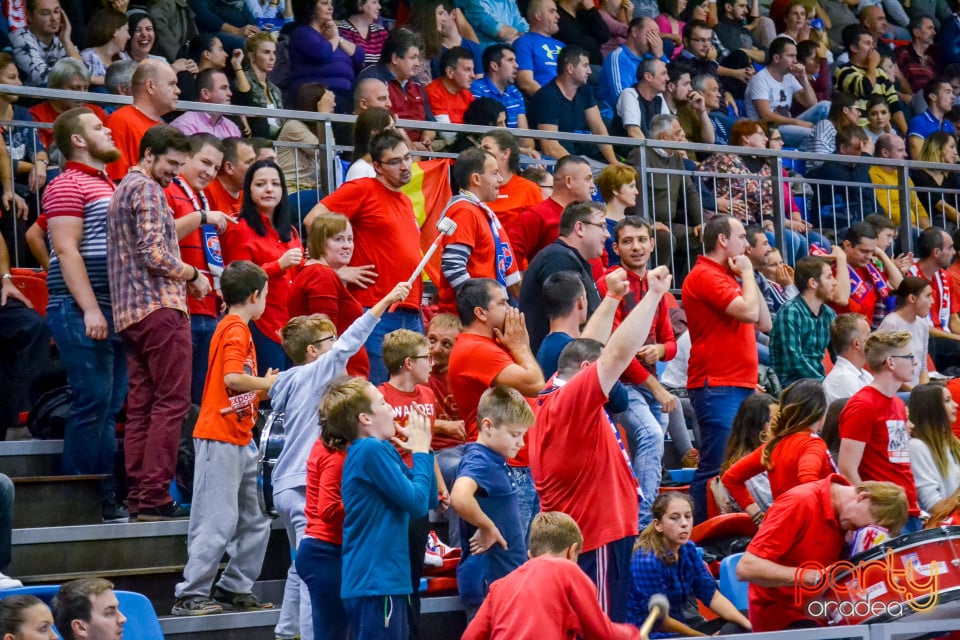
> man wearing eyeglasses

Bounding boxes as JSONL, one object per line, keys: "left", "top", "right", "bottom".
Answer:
{"left": 837, "top": 329, "right": 923, "bottom": 533}
{"left": 305, "top": 129, "right": 423, "bottom": 384}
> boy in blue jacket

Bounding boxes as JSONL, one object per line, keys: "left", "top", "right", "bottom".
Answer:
{"left": 339, "top": 379, "right": 437, "bottom": 639}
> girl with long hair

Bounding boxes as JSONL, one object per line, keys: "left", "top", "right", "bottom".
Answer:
{"left": 628, "top": 492, "right": 752, "bottom": 635}
{"left": 710, "top": 393, "right": 777, "bottom": 515}
{"left": 878, "top": 276, "right": 932, "bottom": 390}
{"left": 722, "top": 380, "right": 833, "bottom": 523}
{"left": 0, "top": 595, "right": 57, "bottom": 640}
{"left": 221, "top": 160, "right": 303, "bottom": 373}
{"left": 345, "top": 107, "right": 396, "bottom": 181}
{"left": 908, "top": 383, "right": 960, "bottom": 511}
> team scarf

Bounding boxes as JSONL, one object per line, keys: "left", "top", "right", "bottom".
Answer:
{"left": 811, "top": 242, "right": 890, "bottom": 304}
{"left": 439, "top": 191, "right": 518, "bottom": 288}
{"left": 172, "top": 176, "right": 224, "bottom": 287}
{"left": 908, "top": 264, "right": 951, "bottom": 331}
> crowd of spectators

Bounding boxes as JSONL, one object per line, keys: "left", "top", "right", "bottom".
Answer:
{"left": 4, "top": 0, "right": 960, "bottom": 638}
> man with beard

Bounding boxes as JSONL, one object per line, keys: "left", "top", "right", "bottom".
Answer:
{"left": 304, "top": 130, "right": 425, "bottom": 384}
{"left": 42, "top": 107, "right": 127, "bottom": 523}
{"left": 107, "top": 124, "right": 210, "bottom": 521}
{"left": 164, "top": 133, "right": 236, "bottom": 405}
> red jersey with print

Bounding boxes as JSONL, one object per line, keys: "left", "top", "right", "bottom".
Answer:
{"left": 319, "top": 178, "right": 422, "bottom": 309}
{"left": 839, "top": 385, "right": 919, "bottom": 515}
{"left": 529, "top": 362, "right": 639, "bottom": 553}
{"left": 682, "top": 256, "right": 758, "bottom": 389}
{"left": 164, "top": 178, "right": 218, "bottom": 317}
{"left": 379, "top": 382, "right": 437, "bottom": 467}
{"left": 195, "top": 314, "right": 260, "bottom": 445}
{"left": 828, "top": 264, "right": 888, "bottom": 329}
{"left": 907, "top": 264, "right": 959, "bottom": 331}
{"left": 429, "top": 370, "right": 465, "bottom": 450}
{"left": 488, "top": 174, "right": 543, "bottom": 233}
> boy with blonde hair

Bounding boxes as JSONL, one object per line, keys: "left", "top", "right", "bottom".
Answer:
{"left": 463, "top": 512, "right": 641, "bottom": 639}
{"left": 173, "top": 261, "right": 276, "bottom": 616}
{"left": 450, "top": 385, "right": 535, "bottom": 615}
{"left": 268, "top": 282, "right": 410, "bottom": 640}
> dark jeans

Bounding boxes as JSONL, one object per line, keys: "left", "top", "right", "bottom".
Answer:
{"left": 296, "top": 538, "right": 347, "bottom": 640}
{"left": 343, "top": 595, "right": 409, "bottom": 640}
{"left": 689, "top": 384, "right": 754, "bottom": 523}
{"left": 407, "top": 515, "right": 431, "bottom": 640}
{"left": 0, "top": 474, "right": 12, "bottom": 573}
{"left": 190, "top": 314, "right": 218, "bottom": 406}
{"left": 0, "top": 299, "right": 50, "bottom": 438}
{"left": 250, "top": 320, "right": 290, "bottom": 376}
{"left": 121, "top": 308, "right": 192, "bottom": 511}
{"left": 47, "top": 300, "right": 127, "bottom": 495}
{"left": 364, "top": 308, "right": 424, "bottom": 385}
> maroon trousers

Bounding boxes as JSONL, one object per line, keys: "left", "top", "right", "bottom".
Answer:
{"left": 120, "top": 308, "right": 192, "bottom": 511}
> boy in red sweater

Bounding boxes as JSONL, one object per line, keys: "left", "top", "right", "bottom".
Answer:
{"left": 463, "top": 512, "right": 640, "bottom": 640}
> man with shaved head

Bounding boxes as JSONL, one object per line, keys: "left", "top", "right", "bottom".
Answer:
{"left": 106, "top": 59, "right": 181, "bottom": 181}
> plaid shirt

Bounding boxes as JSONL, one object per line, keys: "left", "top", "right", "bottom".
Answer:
{"left": 770, "top": 294, "right": 836, "bottom": 387}
{"left": 626, "top": 542, "right": 717, "bottom": 637}
{"left": 107, "top": 168, "right": 188, "bottom": 332}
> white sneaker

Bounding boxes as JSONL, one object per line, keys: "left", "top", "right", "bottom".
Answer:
{"left": 0, "top": 573, "right": 23, "bottom": 590}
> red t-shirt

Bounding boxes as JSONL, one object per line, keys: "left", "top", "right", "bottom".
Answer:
{"left": 29, "top": 102, "right": 109, "bottom": 148}
{"left": 746, "top": 474, "right": 849, "bottom": 632}
{"left": 105, "top": 105, "right": 162, "bottom": 182}
{"left": 319, "top": 178, "right": 422, "bottom": 309}
{"left": 435, "top": 199, "right": 520, "bottom": 313}
{"left": 429, "top": 369, "right": 465, "bottom": 450}
{"left": 425, "top": 79, "right": 475, "bottom": 124}
{"left": 379, "top": 382, "right": 437, "bottom": 466}
{"left": 463, "top": 555, "right": 640, "bottom": 640}
{"left": 721, "top": 432, "right": 833, "bottom": 509}
{"left": 530, "top": 363, "right": 639, "bottom": 553}
{"left": 489, "top": 174, "right": 543, "bottom": 234}
{"left": 220, "top": 216, "right": 301, "bottom": 345}
{"left": 194, "top": 315, "right": 260, "bottom": 445}
{"left": 164, "top": 178, "right": 217, "bottom": 317}
{"left": 204, "top": 178, "right": 243, "bottom": 217}
{"left": 682, "top": 256, "right": 758, "bottom": 389}
{"left": 839, "top": 385, "right": 920, "bottom": 516}
{"left": 303, "top": 439, "right": 346, "bottom": 545}
{"left": 448, "top": 332, "right": 515, "bottom": 441}
{"left": 596, "top": 265, "right": 677, "bottom": 385}
{"left": 287, "top": 262, "right": 370, "bottom": 378}
{"left": 509, "top": 197, "right": 562, "bottom": 268}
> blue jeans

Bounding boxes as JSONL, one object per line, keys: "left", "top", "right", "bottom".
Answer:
{"left": 0, "top": 299, "right": 51, "bottom": 438}
{"left": 688, "top": 384, "right": 753, "bottom": 523}
{"left": 613, "top": 384, "right": 664, "bottom": 529}
{"left": 47, "top": 300, "right": 127, "bottom": 495}
{"left": 506, "top": 466, "right": 540, "bottom": 543}
{"left": 780, "top": 101, "right": 831, "bottom": 148}
{"left": 765, "top": 230, "right": 831, "bottom": 268}
{"left": 190, "top": 314, "right": 218, "bottom": 406}
{"left": 363, "top": 308, "right": 423, "bottom": 385}
{"left": 250, "top": 320, "right": 291, "bottom": 376}
{"left": 296, "top": 538, "right": 347, "bottom": 640}
{"left": 0, "top": 474, "right": 12, "bottom": 572}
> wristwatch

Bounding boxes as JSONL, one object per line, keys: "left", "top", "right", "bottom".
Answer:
{"left": 1, "top": 273, "right": 11, "bottom": 281}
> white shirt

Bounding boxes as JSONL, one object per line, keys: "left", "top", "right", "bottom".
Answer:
{"left": 744, "top": 68, "right": 803, "bottom": 120}
{"left": 878, "top": 312, "right": 929, "bottom": 387}
{"left": 823, "top": 356, "right": 874, "bottom": 405}
{"left": 345, "top": 158, "right": 376, "bottom": 182}
{"left": 661, "top": 331, "right": 690, "bottom": 390}
{"left": 616, "top": 87, "right": 670, "bottom": 131}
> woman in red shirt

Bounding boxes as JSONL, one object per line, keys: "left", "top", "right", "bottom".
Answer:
{"left": 221, "top": 160, "right": 303, "bottom": 373}
{"left": 721, "top": 379, "right": 834, "bottom": 524}
{"left": 287, "top": 212, "right": 371, "bottom": 378}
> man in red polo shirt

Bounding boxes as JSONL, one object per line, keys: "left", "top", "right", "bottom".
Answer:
{"left": 909, "top": 226, "right": 960, "bottom": 371}
{"left": 436, "top": 147, "right": 520, "bottom": 313}
{"left": 530, "top": 265, "right": 671, "bottom": 622}
{"left": 305, "top": 130, "right": 424, "bottom": 384}
{"left": 682, "top": 214, "right": 771, "bottom": 523}
{"left": 828, "top": 221, "right": 903, "bottom": 329}
{"left": 204, "top": 138, "right": 256, "bottom": 218}
{"left": 509, "top": 154, "right": 594, "bottom": 268}
{"left": 480, "top": 130, "right": 543, "bottom": 233}
{"left": 838, "top": 330, "right": 923, "bottom": 532}
{"left": 426, "top": 46, "right": 476, "bottom": 129}
{"left": 737, "top": 474, "right": 908, "bottom": 631}
{"left": 164, "top": 133, "right": 237, "bottom": 405}
{"left": 105, "top": 59, "right": 180, "bottom": 182}
{"left": 446, "top": 278, "right": 545, "bottom": 539}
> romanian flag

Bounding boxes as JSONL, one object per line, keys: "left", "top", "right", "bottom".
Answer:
{"left": 402, "top": 158, "right": 453, "bottom": 284}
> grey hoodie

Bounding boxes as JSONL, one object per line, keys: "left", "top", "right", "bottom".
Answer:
{"left": 269, "top": 311, "right": 379, "bottom": 495}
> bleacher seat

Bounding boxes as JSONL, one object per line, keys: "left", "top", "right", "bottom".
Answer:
{"left": 116, "top": 590, "right": 164, "bottom": 640}
{"left": 719, "top": 552, "right": 749, "bottom": 612}
{"left": 11, "top": 273, "right": 48, "bottom": 316}
{"left": 0, "top": 584, "right": 59, "bottom": 601}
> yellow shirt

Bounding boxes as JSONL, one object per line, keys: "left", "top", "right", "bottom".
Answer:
{"left": 868, "top": 165, "right": 929, "bottom": 227}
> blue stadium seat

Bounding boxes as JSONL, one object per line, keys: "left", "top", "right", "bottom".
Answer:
{"left": 116, "top": 590, "right": 164, "bottom": 640}
{"left": 719, "top": 552, "right": 749, "bottom": 612}
{"left": 0, "top": 584, "right": 59, "bottom": 602}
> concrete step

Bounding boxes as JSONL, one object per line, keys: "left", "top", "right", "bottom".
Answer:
{"left": 0, "top": 439, "right": 63, "bottom": 477}
{"left": 12, "top": 474, "right": 104, "bottom": 527}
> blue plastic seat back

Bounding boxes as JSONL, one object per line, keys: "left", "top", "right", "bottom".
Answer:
{"left": 719, "top": 552, "right": 749, "bottom": 612}
{"left": 116, "top": 590, "right": 164, "bottom": 640}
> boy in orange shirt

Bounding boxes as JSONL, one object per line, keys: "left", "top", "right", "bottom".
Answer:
{"left": 173, "top": 260, "right": 278, "bottom": 617}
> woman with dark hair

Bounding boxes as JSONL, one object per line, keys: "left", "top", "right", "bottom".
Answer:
{"left": 447, "top": 97, "right": 506, "bottom": 153}
{"left": 878, "top": 276, "right": 933, "bottom": 390}
{"left": 221, "top": 160, "right": 304, "bottom": 372}
{"left": 177, "top": 33, "right": 245, "bottom": 102}
{"left": 909, "top": 383, "right": 960, "bottom": 511}
{"left": 408, "top": 0, "right": 482, "bottom": 81}
{"left": 125, "top": 11, "right": 196, "bottom": 73}
{"left": 709, "top": 393, "right": 777, "bottom": 514}
{"left": 655, "top": 0, "right": 687, "bottom": 57}
{"left": 338, "top": 0, "right": 388, "bottom": 67}
{"left": 287, "top": 0, "right": 365, "bottom": 112}
{"left": 80, "top": 8, "right": 130, "bottom": 88}
{"left": 678, "top": 0, "right": 709, "bottom": 23}
{"left": 802, "top": 91, "right": 860, "bottom": 168}
{"left": 345, "top": 106, "right": 396, "bottom": 181}
{"left": 277, "top": 82, "right": 338, "bottom": 220}
{"left": 0, "top": 595, "right": 57, "bottom": 640}
{"left": 722, "top": 379, "right": 833, "bottom": 524}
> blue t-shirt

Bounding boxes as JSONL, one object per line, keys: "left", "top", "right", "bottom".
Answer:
{"left": 530, "top": 81, "right": 597, "bottom": 155}
{"left": 907, "top": 111, "right": 956, "bottom": 146}
{"left": 455, "top": 442, "right": 528, "bottom": 606}
{"left": 432, "top": 39, "right": 483, "bottom": 80}
{"left": 514, "top": 32, "right": 564, "bottom": 88}
{"left": 536, "top": 331, "right": 574, "bottom": 377}
{"left": 471, "top": 77, "right": 526, "bottom": 128}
